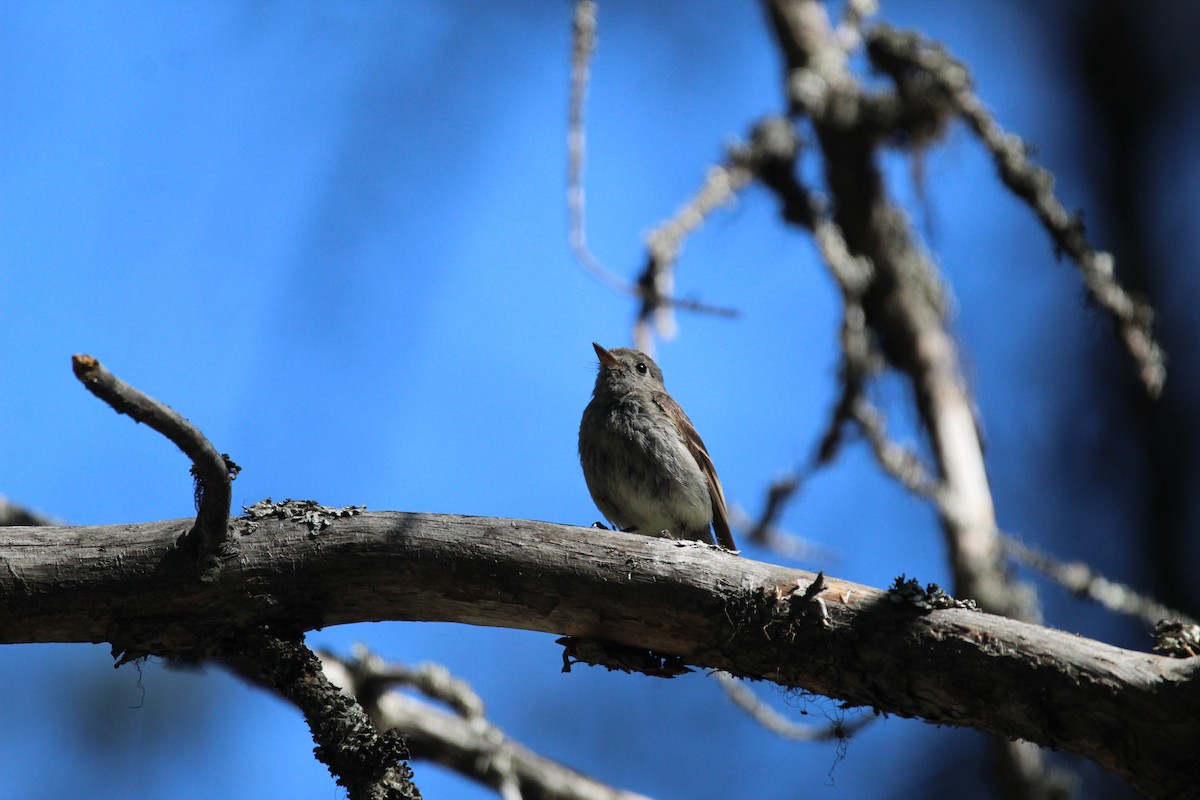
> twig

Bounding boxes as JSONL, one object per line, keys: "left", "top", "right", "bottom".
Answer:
{"left": 566, "top": 0, "right": 738, "bottom": 355}
{"left": 727, "top": 116, "right": 886, "bottom": 480}
{"left": 322, "top": 647, "right": 650, "bottom": 800}
{"left": 714, "top": 671, "right": 872, "bottom": 742}
{"left": 841, "top": 0, "right": 878, "bottom": 33}
{"left": 341, "top": 646, "right": 485, "bottom": 721}
{"left": 71, "top": 354, "right": 235, "bottom": 552}
{"left": 1003, "top": 535, "right": 1196, "bottom": 627}
{"left": 634, "top": 161, "right": 750, "bottom": 350}
{"left": 567, "top": 0, "right": 627, "bottom": 297}
{"left": 732, "top": 501, "right": 835, "bottom": 564}
{"left": 741, "top": 477, "right": 799, "bottom": 546}
{"left": 867, "top": 24, "right": 1166, "bottom": 399}
{"left": 849, "top": 397, "right": 940, "bottom": 499}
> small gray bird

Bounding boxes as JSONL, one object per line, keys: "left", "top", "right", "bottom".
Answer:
{"left": 579, "top": 342, "right": 736, "bottom": 550}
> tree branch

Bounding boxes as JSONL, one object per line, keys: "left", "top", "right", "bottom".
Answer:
{"left": 320, "top": 648, "right": 649, "bottom": 800}
{"left": 566, "top": 0, "right": 738, "bottom": 355}
{"left": 217, "top": 632, "right": 420, "bottom": 800}
{"left": 760, "top": 7, "right": 1051, "bottom": 790}
{"left": 2, "top": 511, "right": 1195, "bottom": 797}
{"left": 763, "top": 0, "right": 1029, "bottom": 621}
{"left": 865, "top": 24, "right": 1166, "bottom": 398}
{"left": 71, "top": 354, "right": 236, "bottom": 554}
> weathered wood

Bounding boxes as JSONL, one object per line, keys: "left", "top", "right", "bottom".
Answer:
{"left": 1, "top": 511, "right": 1196, "bottom": 797}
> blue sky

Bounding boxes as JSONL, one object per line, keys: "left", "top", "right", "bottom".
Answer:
{"left": 0, "top": 2, "right": 1175, "bottom": 798}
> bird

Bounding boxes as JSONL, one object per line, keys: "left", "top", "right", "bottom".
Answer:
{"left": 578, "top": 342, "right": 736, "bottom": 550}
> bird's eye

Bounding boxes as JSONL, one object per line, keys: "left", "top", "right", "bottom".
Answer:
{"left": 635, "top": 362, "right": 648, "bottom": 374}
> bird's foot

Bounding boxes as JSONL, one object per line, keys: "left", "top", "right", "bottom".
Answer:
{"left": 628, "top": 528, "right": 674, "bottom": 539}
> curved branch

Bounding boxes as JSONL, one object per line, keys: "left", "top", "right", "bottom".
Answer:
{"left": 218, "top": 633, "right": 419, "bottom": 800}
{"left": 71, "top": 354, "right": 235, "bottom": 552}
{"left": 1, "top": 511, "right": 1195, "bottom": 797}
{"left": 319, "top": 648, "right": 649, "bottom": 800}
{"left": 866, "top": 24, "right": 1166, "bottom": 398}
{"left": 566, "top": 0, "right": 738, "bottom": 353}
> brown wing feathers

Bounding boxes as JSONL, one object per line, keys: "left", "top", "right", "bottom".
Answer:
{"left": 653, "top": 391, "right": 737, "bottom": 550}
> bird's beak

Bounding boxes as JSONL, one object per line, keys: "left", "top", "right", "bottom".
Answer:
{"left": 592, "top": 342, "right": 621, "bottom": 368}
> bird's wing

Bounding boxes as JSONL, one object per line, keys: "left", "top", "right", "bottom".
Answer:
{"left": 653, "top": 391, "right": 737, "bottom": 551}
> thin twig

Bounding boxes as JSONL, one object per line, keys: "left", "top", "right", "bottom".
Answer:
{"left": 71, "top": 354, "right": 234, "bottom": 550}
{"left": 567, "top": 0, "right": 627, "bottom": 296}
{"left": 732, "top": 501, "right": 835, "bottom": 564}
{"left": 849, "top": 397, "right": 940, "bottom": 499}
{"left": 742, "top": 477, "right": 800, "bottom": 546}
{"left": 714, "top": 671, "right": 872, "bottom": 742}
{"left": 1003, "top": 535, "right": 1196, "bottom": 627}
{"left": 867, "top": 24, "right": 1166, "bottom": 398}
{"left": 634, "top": 161, "right": 750, "bottom": 350}
{"left": 344, "top": 645, "right": 485, "bottom": 721}
{"left": 567, "top": 0, "right": 738, "bottom": 354}
{"left": 835, "top": 0, "right": 878, "bottom": 53}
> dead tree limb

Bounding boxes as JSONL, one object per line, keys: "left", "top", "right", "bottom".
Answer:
{"left": 318, "top": 648, "right": 650, "bottom": 800}
{"left": 71, "top": 354, "right": 237, "bottom": 555}
{"left": 2, "top": 511, "right": 1195, "bottom": 797}
{"left": 218, "top": 631, "right": 420, "bottom": 800}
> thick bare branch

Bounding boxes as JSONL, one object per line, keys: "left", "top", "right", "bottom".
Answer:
{"left": 1, "top": 511, "right": 1195, "bottom": 797}
{"left": 760, "top": 8, "right": 1052, "bottom": 789}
